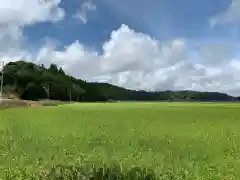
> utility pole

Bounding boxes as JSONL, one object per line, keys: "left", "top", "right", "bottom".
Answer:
{"left": 0, "top": 61, "right": 4, "bottom": 98}
{"left": 69, "top": 90, "right": 72, "bottom": 102}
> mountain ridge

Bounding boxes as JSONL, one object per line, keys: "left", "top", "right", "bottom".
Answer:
{"left": 0, "top": 60, "right": 237, "bottom": 102}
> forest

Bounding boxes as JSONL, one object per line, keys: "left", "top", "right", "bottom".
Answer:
{"left": 0, "top": 60, "right": 237, "bottom": 102}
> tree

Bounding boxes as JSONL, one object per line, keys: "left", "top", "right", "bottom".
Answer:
{"left": 21, "top": 83, "right": 45, "bottom": 100}
{"left": 1, "top": 60, "right": 237, "bottom": 102}
{"left": 59, "top": 67, "right": 65, "bottom": 75}
{"left": 48, "top": 63, "right": 58, "bottom": 74}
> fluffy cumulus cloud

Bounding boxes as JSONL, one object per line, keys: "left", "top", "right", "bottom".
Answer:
{"left": 73, "top": 0, "right": 96, "bottom": 24}
{"left": 0, "top": 0, "right": 64, "bottom": 64}
{"left": 35, "top": 25, "right": 191, "bottom": 87}
{"left": 210, "top": 0, "right": 240, "bottom": 26}
{"left": 1, "top": 1, "right": 240, "bottom": 96}
{"left": 0, "top": 0, "right": 64, "bottom": 25}
{"left": 32, "top": 24, "right": 240, "bottom": 96}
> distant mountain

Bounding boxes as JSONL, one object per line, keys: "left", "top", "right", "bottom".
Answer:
{"left": 0, "top": 60, "right": 237, "bottom": 102}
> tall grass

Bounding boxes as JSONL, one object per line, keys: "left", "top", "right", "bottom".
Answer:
{"left": 1, "top": 102, "right": 240, "bottom": 179}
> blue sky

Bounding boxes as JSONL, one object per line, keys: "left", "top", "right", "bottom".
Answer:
{"left": 2, "top": 0, "right": 240, "bottom": 95}
{"left": 23, "top": 0, "right": 235, "bottom": 49}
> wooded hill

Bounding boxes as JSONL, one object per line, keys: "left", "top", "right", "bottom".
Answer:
{"left": 0, "top": 60, "right": 237, "bottom": 102}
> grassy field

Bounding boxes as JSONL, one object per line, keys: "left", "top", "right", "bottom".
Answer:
{"left": 1, "top": 102, "right": 240, "bottom": 179}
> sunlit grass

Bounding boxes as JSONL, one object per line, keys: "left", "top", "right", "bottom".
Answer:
{"left": 1, "top": 102, "right": 240, "bottom": 179}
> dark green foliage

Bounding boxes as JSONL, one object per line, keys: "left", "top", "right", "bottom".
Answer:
{"left": 6, "top": 164, "right": 159, "bottom": 180}
{"left": 58, "top": 67, "right": 66, "bottom": 75}
{"left": 21, "top": 83, "right": 46, "bottom": 100}
{"left": 49, "top": 63, "right": 59, "bottom": 74}
{"left": 1, "top": 60, "right": 238, "bottom": 102}
{"left": 2, "top": 61, "right": 86, "bottom": 101}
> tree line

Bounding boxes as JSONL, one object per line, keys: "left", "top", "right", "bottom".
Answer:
{"left": 0, "top": 60, "right": 237, "bottom": 102}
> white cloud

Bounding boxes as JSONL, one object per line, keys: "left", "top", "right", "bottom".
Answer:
{"left": 2, "top": 21, "right": 240, "bottom": 96}
{"left": 27, "top": 24, "right": 240, "bottom": 96}
{"left": 0, "top": 0, "right": 64, "bottom": 65}
{"left": 74, "top": 0, "right": 96, "bottom": 24}
{"left": 100, "top": 25, "right": 186, "bottom": 74}
{"left": 0, "top": 1, "right": 240, "bottom": 96}
{"left": 36, "top": 40, "right": 101, "bottom": 77}
{"left": 0, "top": 0, "right": 64, "bottom": 46}
{"left": 210, "top": 0, "right": 240, "bottom": 26}
{"left": 197, "top": 42, "right": 234, "bottom": 65}
{"left": 0, "top": 0, "right": 64, "bottom": 25}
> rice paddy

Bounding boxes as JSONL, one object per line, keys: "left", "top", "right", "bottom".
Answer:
{"left": 1, "top": 102, "right": 240, "bottom": 179}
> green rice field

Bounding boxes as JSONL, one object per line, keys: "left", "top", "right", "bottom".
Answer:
{"left": 1, "top": 102, "right": 240, "bottom": 179}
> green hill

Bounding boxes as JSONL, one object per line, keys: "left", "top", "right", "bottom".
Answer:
{"left": 0, "top": 60, "right": 237, "bottom": 102}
